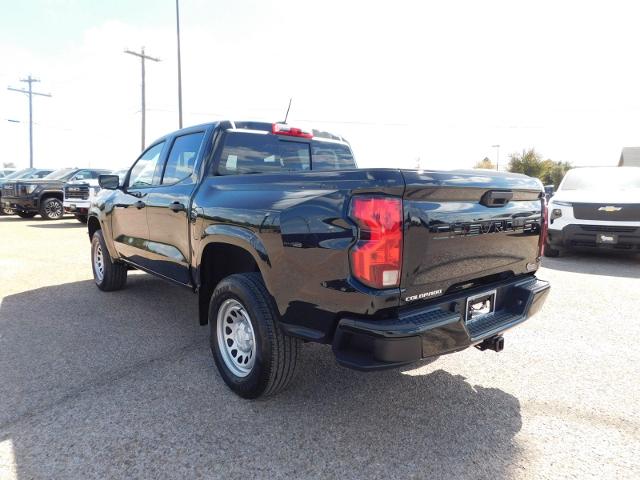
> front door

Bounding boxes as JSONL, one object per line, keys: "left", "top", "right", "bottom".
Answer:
{"left": 145, "top": 131, "right": 205, "bottom": 285}
{"left": 111, "top": 141, "right": 166, "bottom": 266}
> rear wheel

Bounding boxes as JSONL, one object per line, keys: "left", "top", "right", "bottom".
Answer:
{"left": 40, "top": 197, "right": 64, "bottom": 220}
{"left": 17, "top": 212, "right": 37, "bottom": 218}
{"left": 91, "top": 230, "right": 127, "bottom": 291}
{"left": 1, "top": 206, "right": 15, "bottom": 215}
{"left": 210, "top": 272, "right": 300, "bottom": 399}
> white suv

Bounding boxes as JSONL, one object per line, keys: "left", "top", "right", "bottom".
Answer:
{"left": 545, "top": 166, "right": 640, "bottom": 257}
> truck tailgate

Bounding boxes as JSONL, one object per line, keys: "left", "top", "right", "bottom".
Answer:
{"left": 400, "top": 170, "right": 543, "bottom": 306}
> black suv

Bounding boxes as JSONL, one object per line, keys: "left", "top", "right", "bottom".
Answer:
{"left": 2, "top": 168, "right": 109, "bottom": 219}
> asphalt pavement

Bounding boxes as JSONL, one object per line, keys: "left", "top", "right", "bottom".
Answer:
{"left": 1, "top": 216, "right": 639, "bottom": 479}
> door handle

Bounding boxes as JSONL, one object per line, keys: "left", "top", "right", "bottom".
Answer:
{"left": 134, "top": 201, "right": 146, "bottom": 209}
{"left": 169, "top": 201, "right": 186, "bottom": 212}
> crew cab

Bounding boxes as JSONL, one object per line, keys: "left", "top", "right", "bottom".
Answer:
{"left": 2, "top": 168, "right": 109, "bottom": 219}
{"left": 1, "top": 168, "right": 54, "bottom": 215}
{"left": 545, "top": 166, "right": 640, "bottom": 256}
{"left": 88, "top": 121, "right": 550, "bottom": 398}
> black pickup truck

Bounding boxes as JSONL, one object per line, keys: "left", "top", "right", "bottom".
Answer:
{"left": 2, "top": 168, "right": 109, "bottom": 219}
{"left": 89, "top": 121, "right": 550, "bottom": 398}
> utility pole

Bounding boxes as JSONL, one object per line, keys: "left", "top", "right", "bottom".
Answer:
{"left": 124, "top": 47, "right": 160, "bottom": 151}
{"left": 176, "top": 0, "right": 183, "bottom": 129}
{"left": 7, "top": 75, "right": 52, "bottom": 168}
{"left": 491, "top": 144, "right": 500, "bottom": 171}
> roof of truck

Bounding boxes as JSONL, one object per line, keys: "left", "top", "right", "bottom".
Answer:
{"left": 151, "top": 121, "right": 349, "bottom": 146}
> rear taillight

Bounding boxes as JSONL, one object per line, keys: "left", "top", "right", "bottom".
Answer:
{"left": 349, "top": 196, "right": 403, "bottom": 289}
{"left": 539, "top": 197, "right": 548, "bottom": 257}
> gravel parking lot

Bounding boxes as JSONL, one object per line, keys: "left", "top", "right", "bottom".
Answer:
{"left": 1, "top": 216, "right": 639, "bottom": 479}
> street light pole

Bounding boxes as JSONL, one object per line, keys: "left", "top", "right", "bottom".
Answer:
{"left": 491, "top": 144, "right": 500, "bottom": 171}
{"left": 176, "top": 0, "right": 183, "bottom": 129}
{"left": 7, "top": 75, "right": 51, "bottom": 168}
{"left": 124, "top": 47, "right": 161, "bottom": 151}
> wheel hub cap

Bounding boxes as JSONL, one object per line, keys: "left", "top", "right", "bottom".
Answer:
{"left": 216, "top": 299, "right": 256, "bottom": 377}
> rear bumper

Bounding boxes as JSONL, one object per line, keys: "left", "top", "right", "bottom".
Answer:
{"left": 332, "top": 275, "right": 549, "bottom": 370}
{"left": 2, "top": 195, "right": 38, "bottom": 213}
{"left": 548, "top": 224, "right": 640, "bottom": 252}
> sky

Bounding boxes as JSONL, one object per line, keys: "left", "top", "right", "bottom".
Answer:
{"left": 1, "top": 0, "right": 639, "bottom": 171}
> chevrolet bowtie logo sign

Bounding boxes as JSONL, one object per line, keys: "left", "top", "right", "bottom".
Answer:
{"left": 598, "top": 206, "right": 622, "bottom": 212}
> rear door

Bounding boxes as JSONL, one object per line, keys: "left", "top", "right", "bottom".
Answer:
{"left": 145, "top": 130, "right": 206, "bottom": 284}
{"left": 110, "top": 141, "right": 166, "bottom": 265}
{"left": 400, "top": 170, "right": 544, "bottom": 306}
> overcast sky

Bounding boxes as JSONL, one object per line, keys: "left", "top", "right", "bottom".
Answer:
{"left": 1, "top": 0, "right": 639, "bottom": 171}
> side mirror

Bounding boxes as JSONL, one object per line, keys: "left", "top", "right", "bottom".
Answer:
{"left": 99, "top": 174, "right": 120, "bottom": 190}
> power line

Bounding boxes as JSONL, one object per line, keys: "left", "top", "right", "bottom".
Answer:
{"left": 124, "top": 47, "right": 160, "bottom": 151}
{"left": 7, "top": 75, "right": 52, "bottom": 168}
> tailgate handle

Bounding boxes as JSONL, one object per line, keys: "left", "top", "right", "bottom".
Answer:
{"left": 481, "top": 190, "right": 513, "bottom": 207}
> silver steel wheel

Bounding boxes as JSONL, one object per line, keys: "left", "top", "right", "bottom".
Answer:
{"left": 216, "top": 298, "right": 256, "bottom": 377}
{"left": 45, "top": 200, "right": 63, "bottom": 219}
{"left": 93, "top": 243, "right": 105, "bottom": 283}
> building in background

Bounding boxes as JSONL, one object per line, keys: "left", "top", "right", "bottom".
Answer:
{"left": 619, "top": 147, "right": 640, "bottom": 166}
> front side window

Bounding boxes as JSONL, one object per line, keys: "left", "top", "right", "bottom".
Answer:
{"left": 217, "top": 132, "right": 310, "bottom": 175}
{"left": 128, "top": 142, "right": 165, "bottom": 189}
{"left": 44, "top": 168, "right": 76, "bottom": 180}
{"left": 162, "top": 132, "right": 204, "bottom": 184}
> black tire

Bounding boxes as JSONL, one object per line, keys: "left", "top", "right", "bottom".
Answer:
{"left": 209, "top": 272, "right": 300, "bottom": 399}
{"left": 91, "top": 229, "right": 127, "bottom": 291}
{"left": 75, "top": 214, "right": 88, "bottom": 223}
{"left": 1, "top": 206, "right": 16, "bottom": 215}
{"left": 544, "top": 242, "right": 560, "bottom": 258}
{"left": 39, "top": 197, "right": 64, "bottom": 220}
{"left": 17, "top": 212, "right": 37, "bottom": 218}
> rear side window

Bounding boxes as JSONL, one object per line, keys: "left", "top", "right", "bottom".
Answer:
{"left": 218, "top": 132, "right": 310, "bottom": 175}
{"left": 311, "top": 142, "right": 356, "bottom": 170}
{"left": 162, "top": 132, "right": 204, "bottom": 184}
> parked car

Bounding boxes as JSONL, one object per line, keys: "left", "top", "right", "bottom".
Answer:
{"left": 64, "top": 170, "right": 121, "bottom": 223}
{"left": 0, "top": 168, "right": 54, "bottom": 215}
{"left": 545, "top": 166, "right": 640, "bottom": 256}
{"left": 88, "top": 121, "right": 550, "bottom": 398}
{"left": 1, "top": 168, "right": 109, "bottom": 219}
{"left": 0, "top": 168, "right": 18, "bottom": 178}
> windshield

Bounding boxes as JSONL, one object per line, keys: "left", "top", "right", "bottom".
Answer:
{"left": 560, "top": 168, "right": 640, "bottom": 191}
{"left": 5, "top": 168, "right": 34, "bottom": 179}
{"left": 44, "top": 168, "right": 76, "bottom": 180}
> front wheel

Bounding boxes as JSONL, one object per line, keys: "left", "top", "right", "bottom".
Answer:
{"left": 210, "top": 272, "right": 300, "bottom": 399}
{"left": 543, "top": 241, "right": 560, "bottom": 258}
{"left": 91, "top": 230, "right": 127, "bottom": 291}
{"left": 40, "top": 197, "right": 64, "bottom": 220}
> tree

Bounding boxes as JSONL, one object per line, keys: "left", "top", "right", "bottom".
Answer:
{"left": 474, "top": 157, "right": 496, "bottom": 170}
{"left": 507, "top": 148, "right": 571, "bottom": 188}
{"left": 507, "top": 148, "right": 546, "bottom": 178}
{"left": 540, "top": 160, "right": 572, "bottom": 188}
{"left": 3, "top": 162, "right": 16, "bottom": 168}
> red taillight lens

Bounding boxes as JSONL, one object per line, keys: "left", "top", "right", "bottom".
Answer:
{"left": 539, "top": 197, "right": 548, "bottom": 257}
{"left": 349, "top": 196, "right": 403, "bottom": 289}
{"left": 272, "top": 123, "right": 313, "bottom": 138}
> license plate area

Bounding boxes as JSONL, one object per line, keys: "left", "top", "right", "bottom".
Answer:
{"left": 596, "top": 233, "right": 618, "bottom": 244}
{"left": 465, "top": 289, "right": 497, "bottom": 322}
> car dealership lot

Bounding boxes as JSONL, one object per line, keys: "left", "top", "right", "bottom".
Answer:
{"left": 1, "top": 217, "right": 639, "bottom": 480}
